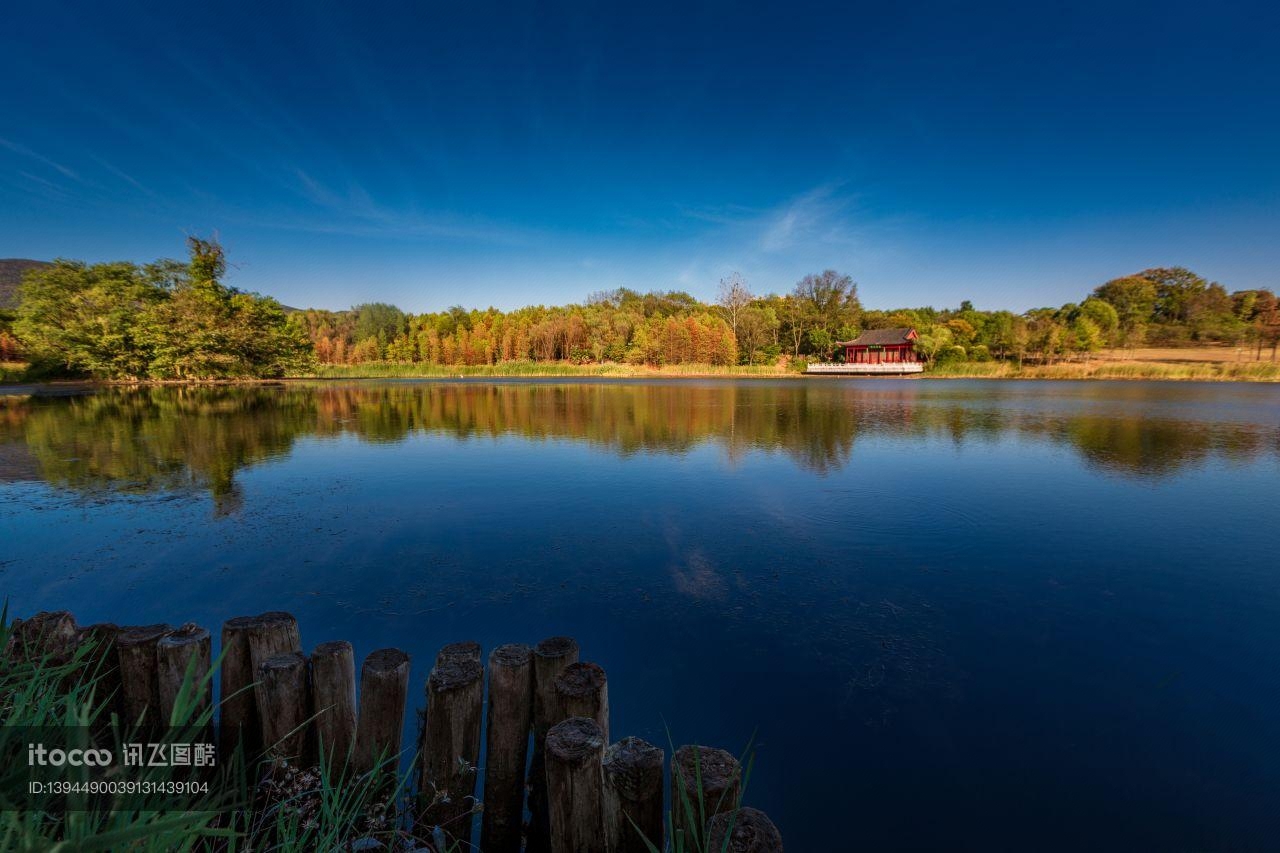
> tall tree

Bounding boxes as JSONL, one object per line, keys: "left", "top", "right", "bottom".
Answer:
{"left": 716, "top": 272, "right": 752, "bottom": 342}
{"left": 137, "top": 238, "right": 312, "bottom": 379}
{"left": 792, "top": 270, "right": 861, "bottom": 348}
{"left": 1140, "top": 267, "right": 1208, "bottom": 324}
{"left": 1092, "top": 275, "right": 1157, "bottom": 348}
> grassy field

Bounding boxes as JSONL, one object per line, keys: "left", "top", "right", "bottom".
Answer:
{"left": 1098, "top": 345, "right": 1277, "bottom": 364}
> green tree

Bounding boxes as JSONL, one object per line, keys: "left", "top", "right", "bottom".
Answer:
{"left": 15, "top": 260, "right": 166, "bottom": 378}
{"left": 1071, "top": 316, "right": 1104, "bottom": 358}
{"left": 137, "top": 238, "right": 312, "bottom": 379}
{"left": 1141, "top": 267, "right": 1208, "bottom": 324}
{"left": 1078, "top": 298, "right": 1119, "bottom": 344}
{"left": 1092, "top": 275, "right": 1156, "bottom": 348}
{"left": 353, "top": 303, "right": 407, "bottom": 343}
{"left": 792, "top": 270, "right": 860, "bottom": 350}
{"left": 735, "top": 305, "right": 779, "bottom": 365}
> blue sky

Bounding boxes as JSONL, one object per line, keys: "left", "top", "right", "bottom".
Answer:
{"left": 2, "top": 0, "right": 1277, "bottom": 312}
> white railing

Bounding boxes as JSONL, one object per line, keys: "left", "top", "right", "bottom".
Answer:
{"left": 805, "top": 362, "right": 924, "bottom": 374}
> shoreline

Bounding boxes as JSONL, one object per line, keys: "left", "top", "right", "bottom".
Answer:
{"left": 4, "top": 371, "right": 1278, "bottom": 392}
{"left": 4, "top": 351, "right": 1279, "bottom": 389}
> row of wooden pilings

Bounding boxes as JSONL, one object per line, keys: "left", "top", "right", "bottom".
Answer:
{"left": 8, "top": 610, "right": 784, "bottom": 852}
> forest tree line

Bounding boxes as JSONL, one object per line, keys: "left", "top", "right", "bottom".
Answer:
{"left": 2, "top": 238, "right": 1277, "bottom": 379}
{"left": 293, "top": 266, "right": 1280, "bottom": 369}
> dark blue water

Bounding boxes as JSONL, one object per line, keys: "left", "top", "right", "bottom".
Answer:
{"left": 2, "top": 379, "right": 1278, "bottom": 850}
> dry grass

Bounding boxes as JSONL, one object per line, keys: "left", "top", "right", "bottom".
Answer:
{"left": 1096, "top": 345, "right": 1278, "bottom": 364}
{"left": 928, "top": 358, "right": 1280, "bottom": 382}
{"left": 294, "top": 361, "right": 796, "bottom": 379}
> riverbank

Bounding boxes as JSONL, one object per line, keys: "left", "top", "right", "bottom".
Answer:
{"left": 295, "top": 352, "right": 1280, "bottom": 382}
{"left": 5, "top": 347, "right": 1278, "bottom": 385}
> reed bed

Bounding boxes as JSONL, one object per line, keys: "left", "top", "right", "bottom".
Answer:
{"left": 926, "top": 360, "right": 1280, "bottom": 381}
{"left": 295, "top": 361, "right": 796, "bottom": 379}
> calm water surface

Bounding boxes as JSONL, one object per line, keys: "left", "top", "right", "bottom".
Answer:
{"left": 2, "top": 379, "right": 1278, "bottom": 850}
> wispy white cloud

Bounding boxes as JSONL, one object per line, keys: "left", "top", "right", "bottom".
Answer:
{"left": 757, "top": 183, "right": 864, "bottom": 252}
{"left": 88, "top": 155, "right": 155, "bottom": 197}
{"left": 271, "top": 167, "right": 542, "bottom": 246}
{"left": 16, "top": 170, "right": 72, "bottom": 196}
{"left": 607, "top": 182, "right": 903, "bottom": 298}
{"left": 0, "top": 137, "right": 80, "bottom": 181}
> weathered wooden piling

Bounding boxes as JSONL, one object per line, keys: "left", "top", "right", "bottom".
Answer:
{"left": 603, "top": 736, "right": 665, "bottom": 853}
{"left": 420, "top": 654, "right": 484, "bottom": 845}
{"left": 480, "top": 643, "right": 534, "bottom": 853}
{"left": 706, "top": 807, "right": 784, "bottom": 852}
{"left": 311, "top": 640, "right": 357, "bottom": 771}
{"left": 545, "top": 716, "right": 608, "bottom": 853}
{"left": 116, "top": 623, "right": 173, "bottom": 724}
{"left": 9, "top": 610, "right": 78, "bottom": 662}
{"left": 527, "top": 635, "right": 580, "bottom": 853}
{"left": 353, "top": 648, "right": 411, "bottom": 777}
{"left": 435, "top": 640, "right": 481, "bottom": 665}
{"left": 257, "top": 651, "right": 311, "bottom": 764}
{"left": 156, "top": 623, "right": 212, "bottom": 724}
{"left": 671, "top": 745, "right": 742, "bottom": 841}
{"left": 554, "top": 661, "right": 609, "bottom": 742}
{"left": 220, "top": 612, "right": 301, "bottom": 756}
{"left": 18, "top": 602, "right": 784, "bottom": 851}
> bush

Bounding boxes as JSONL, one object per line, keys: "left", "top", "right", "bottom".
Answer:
{"left": 969, "top": 344, "right": 991, "bottom": 362}
{"left": 937, "top": 345, "right": 968, "bottom": 363}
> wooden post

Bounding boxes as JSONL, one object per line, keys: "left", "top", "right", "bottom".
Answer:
{"left": 220, "top": 612, "right": 300, "bottom": 758}
{"left": 671, "top": 745, "right": 742, "bottom": 843}
{"left": 311, "top": 640, "right": 357, "bottom": 773}
{"left": 554, "top": 661, "right": 609, "bottom": 742}
{"left": 353, "top": 648, "right": 411, "bottom": 778}
{"left": 436, "top": 640, "right": 481, "bottom": 665}
{"left": 420, "top": 655, "right": 484, "bottom": 846}
{"left": 156, "top": 623, "right": 212, "bottom": 724}
{"left": 527, "top": 636, "right": 579, "bottom": 853}
{"left": 706, "top": 807, "right": 784, "bottom": 852}
{"left": 480, "top": 643, "right": 533, "bottom": 853}
{"left": 257, "top": 651, "right": 311, "bottom": 765}
{"left": 76, "top": 623, "right": 121, "bottom": 717}
{"left": 545, "top": 716, "right": 607, "bottom": 853}
{"left": 9, "top": 611, "right": 78, "bottom": 663}
{"left": 603, "top": 736, "right": 665, "bottom": 853}
{"left": 116, "top": 624, "right": 173, "bottom": 725}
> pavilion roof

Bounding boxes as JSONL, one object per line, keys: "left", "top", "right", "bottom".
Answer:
{"left": 835, "top": 327, "right": 917, "bottom": 347}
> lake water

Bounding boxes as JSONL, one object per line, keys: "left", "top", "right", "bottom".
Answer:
{"left": 2, "top": 378, "right": 1278, "bottom": 850}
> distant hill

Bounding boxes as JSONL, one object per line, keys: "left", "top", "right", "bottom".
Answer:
{"left": 0, "top": 259, "right": 52, "bottom": 310}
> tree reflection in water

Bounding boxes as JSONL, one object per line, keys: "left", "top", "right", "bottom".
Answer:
{"left": 1, "top": 381, "right": 1276, "bottom": 498}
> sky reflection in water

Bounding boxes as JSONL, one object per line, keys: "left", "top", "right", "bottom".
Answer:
{"left": 1, "top": 379, "right": 1278, "bottom": 850}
